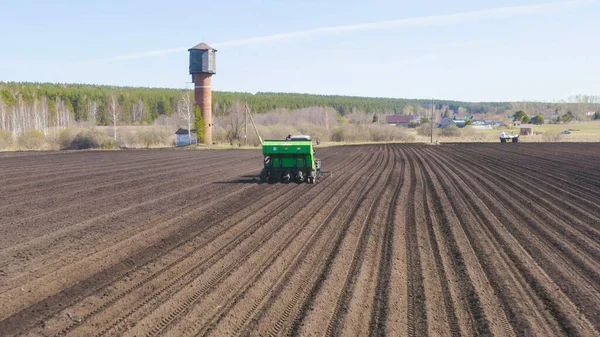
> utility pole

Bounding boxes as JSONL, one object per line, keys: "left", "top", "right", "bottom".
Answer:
{"left": 244, "top": 97, "right": 248, "bottom": 146}
{"left": 431, "top": 98, "right": 434, "bottom": 143}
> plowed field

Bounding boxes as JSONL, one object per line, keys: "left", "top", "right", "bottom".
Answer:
{"left": 0, "top": 143, "right": 599, "bottom": 337}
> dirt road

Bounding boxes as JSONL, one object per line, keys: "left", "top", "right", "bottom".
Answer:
{"left": 0, "top": 144, "right": 598, "bottom": 336}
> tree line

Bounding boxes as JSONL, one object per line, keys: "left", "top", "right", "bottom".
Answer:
{"left": 1, "top": 81, "right": 598, "bottom": 136}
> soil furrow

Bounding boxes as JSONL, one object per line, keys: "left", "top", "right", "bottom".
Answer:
{"left": 1, "top": 144, "right": 598, "bottom": 336}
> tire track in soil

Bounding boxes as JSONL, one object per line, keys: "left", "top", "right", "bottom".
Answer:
{"left": 458, "top": 146, "right": 600, "bottom": 212}
{"left": 418, "top": 149, "right": 492, "bottom": 336}
{"left": 56, "top": 182, "right": 310, "bottom": 337}
{"left": 337, "top": 147, "right": 402, "bottom": 337}
{"left": 0, "top": 151, "right": 240, "bottom": 197}
{"left": 134, "top": 147, "right": 381, "bottom": 337}
{"left": 368, "top": 146, "right": 407, "bottom": 337}
{"left": 429, "top": 148, "right": 570, "bottom": 335}
{"left": 62, "top": 146, "right": 367, "bottom": 337}
{"left": 216, "top": 147, "right": 386, "bottom": 337}
{"left": 39, "top": 147, "right": 360, "bottom": 335}
{"left": 0, "top": 164, "right": 257, "bottom": 255}
{"left": 464, "top": 148, "right": 600, "bottom": 226}
{"left": 0, "top": 147, "right": 343, "bottom": 306}
{"left": 287, "top": 147, "right": 391, "bottom": 336}
{"left": 421, "top": 148, "right": 518, "bottom": 337}
{"left": 431, "top": 148, "right": 599, "bottom": 334}
{"left": 449, "top": 148, "right": 600, "bottom": 297}
{"left": 233, "top": 150, "right": 386, "bottom": 337}
{"left": 321, "top": 146, "right": 398, "bottom": 337}
{"left": 414, "top": 151, "right": 461, "bottom": 337}
{"left": 3, "top": 144, "right": 599, "bottom": 336}
{"left": 0, "top": 181, "right": 280, "bottom": 335}
{"left": 0, "top": 154, "right": 253, "bottom": 219}
{"left": 403, "top": 150, "right": 428, "bottom": 337}
{"left": 464, "top": 149, "right": 600, "bottom": 250}
{"left": 215, "top": 149, "right": 384, "bottom": 337}
{"left": 0, "top": 153, "right": 256, "bottom": 225}
{"left": 0, "top": 165, "right": 264, "bottom": 295}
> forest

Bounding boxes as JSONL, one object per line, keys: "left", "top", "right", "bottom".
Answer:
{"left": 0, "top": 82, "right": 598, "bottom": 142}
{"left": 0, "top": 81, "right": 517, "bottom": 132}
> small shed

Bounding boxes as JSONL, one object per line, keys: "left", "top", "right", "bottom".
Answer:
{"left": 175, "top": 128, "right": 197, "bottom": 146}
{"left": 386, "top": 115, "right": 415, "bottom": 127}
{"left": 519, "top": 124, "right": 534, "bottom": 135}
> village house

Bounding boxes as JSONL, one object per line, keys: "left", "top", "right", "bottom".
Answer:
{"left": 437, "top": 118, "right": 466, "bottom": 129}
{"left": 386, "top": 115, "right": 416, "bottom": 127}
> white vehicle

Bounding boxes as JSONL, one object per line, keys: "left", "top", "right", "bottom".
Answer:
{"left": 499, "top": 131, "right": 519, "bottom": 143}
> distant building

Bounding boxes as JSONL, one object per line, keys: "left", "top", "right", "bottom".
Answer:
{"left": 437, "top": 118, "right": 454, "bottom": 129}
{"left": 519, "top": 124, "right": 534, "bottom": 135}
{"left": 453, "top": 120, "right": 467, "bottom": 128}
{"left": 386, "top": 115, "right": 415, "bottom": 127}
{"left": 175, "top": 128, "right": 197, "bottom": 146}
{"left": 437, "top": 118, "right": 466, "bottom": 129}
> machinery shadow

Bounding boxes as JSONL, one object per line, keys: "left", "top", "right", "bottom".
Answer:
{"left": 214, "top": 174, "right": 260, "bottom": 184}
{"left": 214, "top": 175, "right": 306, "bottom": 185}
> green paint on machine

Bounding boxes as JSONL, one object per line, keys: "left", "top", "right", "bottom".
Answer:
{"left": 260, "top": 138, "right": 322, "bottom": 184}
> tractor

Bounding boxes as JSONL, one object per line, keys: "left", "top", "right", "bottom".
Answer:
{"left": 260, "top": 135, "right": 322, "bottom": 184}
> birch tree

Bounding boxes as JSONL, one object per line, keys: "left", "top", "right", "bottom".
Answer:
{"left": 87, "top": 99, "right": 99, "bottom": 125}
{"left": 108, "top": 93, "right": 120, "bottom": 140}
{"left": 0, "top": 96, "right": 6, "bottom": 131}
{"left": 178, "top": 92, "right": 194, "bottom": 144}
{"left": 132, "top": 98, "right": 144, "bottom": 124}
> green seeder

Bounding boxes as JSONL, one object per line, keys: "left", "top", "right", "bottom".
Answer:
{"left": 260, "top": 136, "right": 322, "bottom": 184}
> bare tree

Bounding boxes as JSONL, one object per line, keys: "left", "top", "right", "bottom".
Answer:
{"left": 32, "top": 97, "right": 39, "bottom": 132}
{"left": 131, "top": 98, "right": 145, "bottom": 124}
{"left": 0, "top": 96, "right": 6, "bottom": 131}
{"left": 108, "top": 93, "right": 120, "bottom": 140}
{"left": 40, "top": 96, "right": 49, "bottom": 135}
{"left": 224, "top": 101, "right": 245, "bottom": 144}
{"left": 178, "top": 92, "right": 194, "bottom": 145}
{"left": 87, "top": 100, "right": 99, "bottom": 125}
{"left": 54, "top": 97, "right": 71, "bottom": 130}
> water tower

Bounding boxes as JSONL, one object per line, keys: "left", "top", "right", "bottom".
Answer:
{"left": 188, "top": 42, "right": 216, "bottom": 145}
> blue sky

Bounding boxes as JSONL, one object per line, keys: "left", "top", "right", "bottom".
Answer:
{"left": 1, "top": 0, "right": 598, "bottom": 101}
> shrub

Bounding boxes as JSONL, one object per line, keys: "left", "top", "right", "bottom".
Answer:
{"left": 441, "top": 125, "right": 461, "bottom": 137}
{"left": 58, "top": 128, "right": 77, "bottom": 149}
{"left": 137, "top": 127, "right": 172, "bottom": 148}
{"left": 101, "top": 137, "right": 117, "bottom": 149}
{"left": 59, "top": 127, "right": 116, "bottom": 150}
{"left": 17, "top": 129, "right": 45, "bottom": 150}
{"left": 295, "top": 123, "right": 330, "bottom": 143}
{"left": 531, "top": 115, "right": 545, "bottom": 125}
{"left": 329, "top": 124, "right": 414, "bottom": 143}
{"left": 72, "top": 131, "right": 100, "bottom": 149}
{"left": 0, "top": 129, "right": 13, "bottom": 150}
{"left": 330, "top": 125, "right": 365, "bottom": 142}
{"left": 417, "top": 123, "right": 434, "bottom": 137}
{"left": 369, "top": 125, "right": 414, "bottom": 142}
{"left": 212, "top": 125, "right": 228, "bottom": 144}
{"left": 118, "top": 127, "right": 173, "bottom": 148}
{"left": 542, "top": 130, "right": 562, "bottom": 142}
